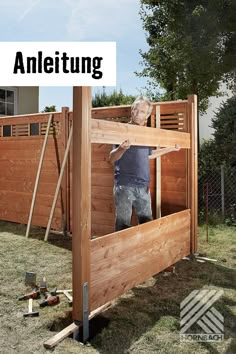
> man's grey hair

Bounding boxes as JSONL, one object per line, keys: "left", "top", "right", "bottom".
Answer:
{"left": 131, "top": 95, "right": 153, "bottom": 117}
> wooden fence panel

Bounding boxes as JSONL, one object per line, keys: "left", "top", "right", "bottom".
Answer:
{"left": 90, "top": 209, "right": 190, "bottom": 310}
{"left": 0, "top": 113, "right": 64, "bottom": 230}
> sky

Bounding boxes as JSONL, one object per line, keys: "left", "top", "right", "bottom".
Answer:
{"left": 0, "top": 0, "right": 150, "bottom": 111}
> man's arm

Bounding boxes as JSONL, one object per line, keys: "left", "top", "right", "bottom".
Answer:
{"left": 109, "top": 139, "right": 130, "bottom": 164}
{"left": 149, "top": 144, "right": 180, "bottom": 160}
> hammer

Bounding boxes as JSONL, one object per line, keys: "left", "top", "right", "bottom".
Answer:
{"left": 23, "top": 298, "right": 39, "bottom": 317}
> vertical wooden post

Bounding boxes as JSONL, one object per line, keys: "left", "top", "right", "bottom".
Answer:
{"left": 61, "top": 107, "right": 69, "bottom": 233}
{"left": 155, "top": 106, "right": 161, "bottom": 219}
{"left": 72, "top": 87, "right": 91, "bottom": 322}
{"left": 187, "top": 95, "right": 198, "bottom": 253}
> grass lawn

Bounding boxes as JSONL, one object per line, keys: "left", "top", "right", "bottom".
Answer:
{"left": 0, "top": 221, "right": 235, "bottom": 354}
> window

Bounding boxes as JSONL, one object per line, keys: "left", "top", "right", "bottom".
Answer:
{"left": 0, "top": 87, "right": 17, "bottom": 116}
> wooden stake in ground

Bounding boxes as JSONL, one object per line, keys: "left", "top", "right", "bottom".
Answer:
{"left": 26, "top": 114, "right": 53, "bottom": 238}
{"left": 44, "top": 125, "right": 73, "bottom": 241}
{"left": 43, "top": 302, "right": 111, "bottom": 349}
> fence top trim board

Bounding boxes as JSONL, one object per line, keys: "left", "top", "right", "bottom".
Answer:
{"left": 0, "top": 98, "right": 188, "bottom": 123}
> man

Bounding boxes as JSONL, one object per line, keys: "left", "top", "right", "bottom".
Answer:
{"left": 109, "top": 96, "right": 180, "bottom": 231}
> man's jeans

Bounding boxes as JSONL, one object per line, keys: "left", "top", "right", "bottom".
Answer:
{"left": 114, "top": 185, "right": 153, "bottom": 231}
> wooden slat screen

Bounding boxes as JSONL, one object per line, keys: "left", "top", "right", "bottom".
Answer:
{"left": 0, "top": 112, "right": 64, "bottom": 229}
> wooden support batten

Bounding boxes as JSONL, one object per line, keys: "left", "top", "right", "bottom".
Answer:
{"left": 72, "top": 87, "right": 91, "bottom": 322}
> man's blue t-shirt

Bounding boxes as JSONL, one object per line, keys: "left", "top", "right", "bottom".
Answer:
{"left": 114, "top": 145, "right": 152, "bottom": 187}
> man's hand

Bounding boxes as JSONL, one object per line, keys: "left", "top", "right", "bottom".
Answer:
{"left": 109, "top": 139, "right": 130, "bottom": 164}
{"left": 149, "top": 144, "right": 181, "bottom": 159}
{"left": 174, "top": 144, "right": 180, "bottom": 151}
{"left": 120, "top": 139, "right": 130, "bottom": 150}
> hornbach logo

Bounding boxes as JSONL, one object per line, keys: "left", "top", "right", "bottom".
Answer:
{"left": 180, "top": 289, "right": 224, "bottom": 342}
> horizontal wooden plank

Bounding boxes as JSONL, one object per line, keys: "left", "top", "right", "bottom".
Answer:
{"left": 91, "top": 106, "right": 131, "bottom": 119}
{"left": 0, "top": 175, "right": 59, "bottom": 184}
{"left": 90, "top": 210, "right": 190, "bottom": 310}
{"left": 91, "top": 186, "right": 113, "bottom": 196}
{"left": 0, "top": 139, "right": 58, "bottom": 150}
{"left": 91, "top": 168, "right": 114, "bottom": 175}
{"left": 0, "top": 210, "right": 61, "bottom": 230}
{"left": 91, "top": 119, "right": 190, "bottom": 148}
{"left": 91, "top": 195, "right": 113, "bottom": 202}
{"left": 91, "top": 224, "right": 114, "bottom": 236}
{"left": 92, "top": 210, "right": 115, "bottom": 221}
{"left": 91, "top": 199, "right": 114, "bottom": 213}
{"left": 91, "top": 161, "right": 113, "bottom": 169}
{"left": 161, "top": 176, "right": 186, "bottom": 192}
{"left": 0, "top": 191, "right": 61, "bottom": 209}
{"left": 0, "top": 180, "right": 57, "bottom": 195}
{"left": 161, "top": 190, "right": 187, "bottom": 205}
{"left": 0, "top": 112, "right": 62, "bottom": 125}
{"left": 161, "top": 124, "right": 183, "bottom": 128}
{"left": 0, "top": 148, "right": 61, "bottom": 160}
{"left": 0, "top": 202, "right": 62, "bottom": 219}
{"left": 91, "top": 174, "right": 114, "bottom": 187}
{"left": 161, "top": 121, "right": 184, "bottom": 125}
{"left": 91, "top": 210, "right": 188, "bottom": 263}
{"left": 161, "top": 115, "right": 184, "bottom": 120}
{"left": 0, "top": 159, "right": 58, "bottom": 170}
{"left": 160, "top": 127, "right": 183, "bottom": 131}
{"left": 160, "top": 105, "right": 186, "bottom": 112}
{"left": 161, "top": 204, "right": 185, "bottom": 216}
{"left": 161, "top": 150, "right": 186, "bottom": 163}
{"left": 92, "top": 211, "right": 115, "bottom": 227}
{"left": 0, "top": 135, "right": 61, "bottom": 141}
{"left": 92, "top": 221, "right": 189, "bottom": 282}
{"left": 0, "top": 168, "right": 59, "bottom": 179}
{"left": 0, "top": 200, "right": 61, "bottom": 218}
{"left": 92, "top": 143, "right": 112, "bottom": 153}
{"left": 91, "top": 186, "right": 113, "bottom": 201}
{"left": 161, "top": 163, "right": 186, "bottom": 177}
{"left": 92, "top": 153, "right": 112, "bottom": 162}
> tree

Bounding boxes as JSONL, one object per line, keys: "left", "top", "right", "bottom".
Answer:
{"left": 199, "top": 95, "right": 236, "bottom": 176}
{"left": 198, "top": 139, "right": 220, "bottom": 180}
{"left": 41, "top": 105, "right": 57, "bottom": 112}
{"left": 211, "top": 95, "right": 236, "bottom": 167}
{"left": 138, "top": 0, "right": 236, "bottom": 113}
{"left": 92, "top": 89, "right": 136, "bottom": 107}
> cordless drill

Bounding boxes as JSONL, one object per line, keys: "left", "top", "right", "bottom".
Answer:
{"left": 18, "top": 289, "right": 40, "bottom": 301}
{"left": 39, "top": 292, "right": 60, "bottom": 307}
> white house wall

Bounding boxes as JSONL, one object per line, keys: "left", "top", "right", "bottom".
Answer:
{"left": 199, "top": 83, "right": 232, "bottom": 141}
{"left": 17, "top": 87, "right": 39, "bottom": 115}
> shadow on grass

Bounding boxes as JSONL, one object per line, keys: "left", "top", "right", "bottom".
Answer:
{"left": 89, "top": 259, "right": 236, "bottom": 354}
{"left": 0, "top": 220, "right": 72, "bottom": 251}
{"left": 225, "top": 338, "right": 236, "bottom": 354}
